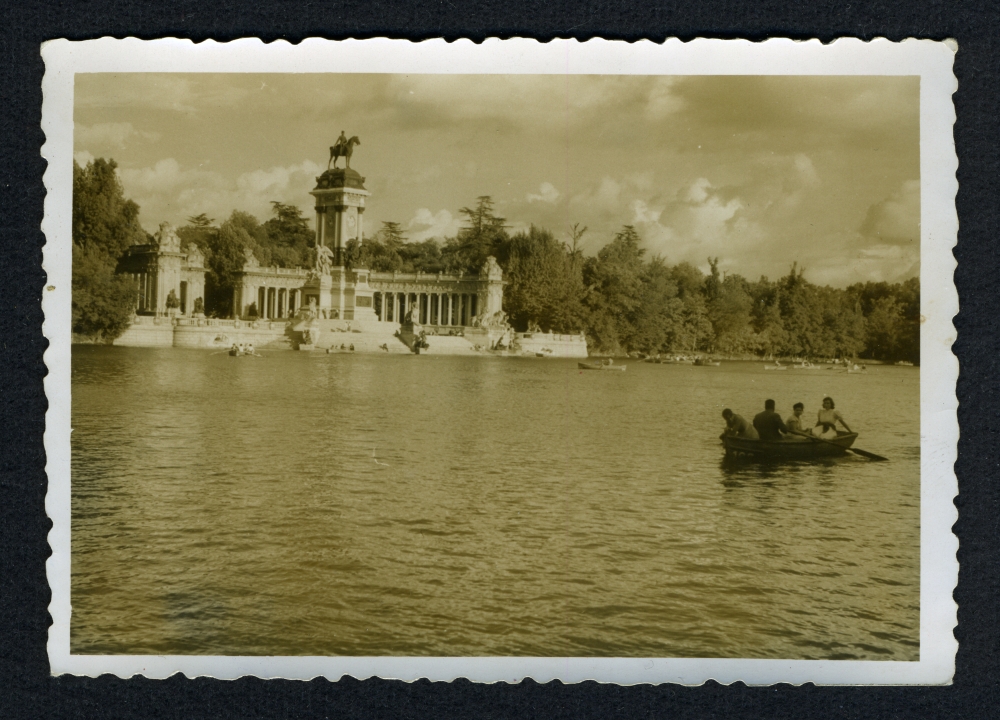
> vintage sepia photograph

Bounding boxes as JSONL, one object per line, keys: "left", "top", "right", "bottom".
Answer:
{"left": 43, "top": 38, "right": 957, "bottom": 684}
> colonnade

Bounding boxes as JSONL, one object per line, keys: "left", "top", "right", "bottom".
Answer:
{"left": 255, "top": 287, "right": 301, "bottom": 320}
{"left": 373, "top": 291, "right": 478, "bottom": 326}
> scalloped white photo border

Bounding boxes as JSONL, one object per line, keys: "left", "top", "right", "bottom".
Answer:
{"left": 41, "top": 37, "right": 958, "bottom": 685}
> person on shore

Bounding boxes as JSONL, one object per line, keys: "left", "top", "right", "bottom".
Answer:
{"left": 753, "top": 399, "right": 789, "bottom": 442}
{"left": 247, "top": 343, "right": 255, "bottom": 355}
{"left": 786, "top": 402, "right": 806, "bottom": 434}
{"left": 813, "top": 396, "right": 851, "bottom": 439}
{"left": 721, "top": 408, "right": 759, "bottom": 440}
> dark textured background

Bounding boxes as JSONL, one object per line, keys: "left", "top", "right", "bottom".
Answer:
{"left": 1, "top": 3, "right": 995, "bottom": 718}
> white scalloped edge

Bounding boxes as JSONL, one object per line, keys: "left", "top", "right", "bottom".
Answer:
{"left": 41, "top": 36, "right": 958, "bottom": 685}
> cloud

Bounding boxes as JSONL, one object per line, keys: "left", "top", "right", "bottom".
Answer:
{"left": 526, "top": 182, "right": 560, "bottom": 204}
{"left": 381, "top": 75, "right": 683, "bottom": 133}
{"left": 75, "top": 74, "right": 253, "bottom": 114}
{"left": 793, "top": 153, "right": 820, "bottom": 186}
{"left": 806, "top": 243, "right": 920, "bottom": 286}
{"left": 407, "top": 208, "right": 461, "bottom": 242}
{"left": 76, "top": 122, "right": 160, "bottom": 150}
{"left": 644, "top": 78, "right": 685, "bottom": 120}
{"left": 630, "top": 199, "right": 661, "bottom": 224}
{"left": 119, "top": 158, "right": 324, "bottom": 231}
{"left": 859, "top": 180, "right": 920, "bottom": 244}
{"left": 235, "top": 160, "right": 323, "bottom": 200}
{"left": 74, "top": 150, "right": 95, "bottom": 167}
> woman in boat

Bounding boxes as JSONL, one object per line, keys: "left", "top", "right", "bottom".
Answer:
{"left": 812, "top": 396, "right": 851, "bottom": 439}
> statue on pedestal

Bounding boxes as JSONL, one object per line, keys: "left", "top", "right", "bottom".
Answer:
{"left": 314, "top": 244, "right": 334, "bottom": 276}
{"left": 328, "top": 131, "right": 361, "bottom": 170}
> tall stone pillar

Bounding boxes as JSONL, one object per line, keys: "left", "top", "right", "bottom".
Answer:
{"left": 310, "top": 168, "right": 370, "bottom": 269}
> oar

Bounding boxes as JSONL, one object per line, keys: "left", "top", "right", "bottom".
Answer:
{"left": 792, "top": 431, "right": 888, "bottom": 461}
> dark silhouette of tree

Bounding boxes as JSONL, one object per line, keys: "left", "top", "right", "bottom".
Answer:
{"left": 72, "top": 158, "right": 143, "bottom": 341}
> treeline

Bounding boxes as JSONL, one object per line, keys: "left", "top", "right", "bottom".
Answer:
{"left": 72, "top": 158, "right": 920, "bottom": 363}
{"left": 352, "top": 197, "right": 919, "bottom": 363}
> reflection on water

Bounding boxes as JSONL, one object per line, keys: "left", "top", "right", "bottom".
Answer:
{"left": 71, "top": 347, "right": 920, "bottom": 659}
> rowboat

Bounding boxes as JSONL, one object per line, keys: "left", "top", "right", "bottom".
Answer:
{"left": 694, "top": 358, "right": 721, "bottom": 366}
{"left": 723, "top": 432, "right": 858, "bottom": 460}
{"left": 790, "top": 361, "right": 824, "bottom": 370}
{"left": 578, "top": 361, "right": 626, "bottom": 372}
{"left": 763, "top": 364, "right": 788, "bottom": 371}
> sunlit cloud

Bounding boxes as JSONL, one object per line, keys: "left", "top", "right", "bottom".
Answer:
{"left": 119, "top": 158, "right": 323, "bottom": 230}
{"left": 859, "top": 180, "right": 920, "bottom": 245}
{"left": 407, "top": 208, "right": 462, "bottom": 242}
{"left": 526, "top": 182, "right": 561, "bottom": 204}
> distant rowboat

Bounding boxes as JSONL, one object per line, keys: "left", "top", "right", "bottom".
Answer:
{"left": 578, "top": 361, "right": 626, "bottom": 372}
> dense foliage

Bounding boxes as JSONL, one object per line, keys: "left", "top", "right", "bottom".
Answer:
{"left": 77, "top": 158, "right": 920, "bottom": 362}
{"left": 352, "top": 202, "right": 919, "bottom": 363}
{"left": 72, "top": 159, "right": 144, "bottom": 341}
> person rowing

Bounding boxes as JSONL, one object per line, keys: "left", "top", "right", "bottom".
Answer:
{"left": 721, "top": 408, "right": 758, "bottom": 441}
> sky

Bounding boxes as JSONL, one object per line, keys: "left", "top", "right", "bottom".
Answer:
{"left": 74, "top": 73, "right": 920, "bottom": 287}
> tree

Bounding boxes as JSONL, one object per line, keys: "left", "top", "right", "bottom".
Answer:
{"left": 201, "top": 212, "right": 263, "bottom": 316}
{"left": 582, "top": 226, "right": 646, "bottom": 352}
{"left": 71, "top": 158, "right": 143, "bottom": 341}
{"left": 630, "top": 257, "right": 683, "bottom": 353}
{"left": 442, "top": 196, "right": 509, "bottom": 273}
{"left": 262, "top": 202, "right": 312, "bottom": 268}
{"left": 501, "top": 225, "right": 588, "bottom": 333}
{"left": 72, "top": 245, "right": 138, "bottom": 341}
{"left": 348, "top": 221, "right": 407, "bottom": 272}
{"left": 708, "top": 273, "right": 755, "bottom": 354}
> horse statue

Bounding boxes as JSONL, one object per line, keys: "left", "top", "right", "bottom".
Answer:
{"left": 328, "top": 133, "right": 361, "bottom": 170}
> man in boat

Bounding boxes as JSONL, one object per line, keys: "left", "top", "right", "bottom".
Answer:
{"left": 786, "top": 402, "right": 806, "bottom": 433}
{"left": 753, "top": 399, "right": 789, "bottom": 442}
{"left": 721, "top": 409, "right": 758, "bottom": 440}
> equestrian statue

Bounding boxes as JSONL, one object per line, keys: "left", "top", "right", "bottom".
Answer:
{"left": 328, "top": 131, "right": 361, "bottom": 170}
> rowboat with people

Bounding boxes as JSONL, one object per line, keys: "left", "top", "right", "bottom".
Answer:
{"left": 578, "top": 359, "right": 626, "bottom": 371}
{"left": 723, "top": 431, "right": 859, "bottom": 460}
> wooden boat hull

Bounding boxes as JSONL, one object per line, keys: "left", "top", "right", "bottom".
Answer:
{"left": 723, "top": 432, "right": 858, "bottom": 460}
{"left": 578, "top": 362, "right": 626, "bottom": 371}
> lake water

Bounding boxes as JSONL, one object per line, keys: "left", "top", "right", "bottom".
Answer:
{"left": 70, "top": 346, "right": 920, "bottom": 659}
